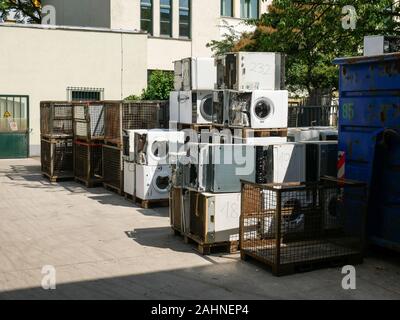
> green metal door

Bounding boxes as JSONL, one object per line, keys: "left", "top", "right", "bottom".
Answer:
{"left": 0, "top": 95, "right": 29, "bottom": 159}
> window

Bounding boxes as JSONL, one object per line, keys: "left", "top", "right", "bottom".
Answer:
{"left": 160, "top": 0, "right": 172, "bottom": 37}
{"left": 179, "top": 0, "right": 191, "bottom": 38}
{"left": 141, "top": 0, "right": 153, "bottom": 35}
{"left": 221, "top": 0, "right": 233, "bottom": 17}
{"left": 67, "top": 87, "right": 104, "bottom": 102}
{"left": 240, "top": 0, "right": 259, "bottom": 19}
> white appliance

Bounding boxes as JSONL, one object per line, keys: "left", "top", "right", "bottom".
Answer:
{"left": 174, "top": 60, "right": 183, "bottom": 91}
{"left": 227, "top": 90, "right": 288, "bottom": 129}
{"left": 179, "top": 90, "right": 215, "bottom": 124}
{"left": 135, "top": 129, "right": 185, "bottom": 166}
{"left": 123, "top": 160, "right": 136, "bottom": 196}
{"left": 169, "top": 91, "right": 180, "bottom": 123}
{"left": 122, "top": 129, "right": 148, "bottom": 162}
{"left": 185, "top": 191, "right": 242, "bottom": 243}
{"left": 364, "top": 35, "right": 400, "bottom": 56}
{"left": 288, "top": 128, "right": 321, "bottom": 142}
{"left": 136, "top": 165, "right": 172, "bottom": 201}
{"left": 216, "top": 52, "right": 285, "bottom": 91}
{"left": 255, "top": 143, "right": 306, "bottom": 184}
{"left": 182, "top": 57, "right": 216, "bottom": 91}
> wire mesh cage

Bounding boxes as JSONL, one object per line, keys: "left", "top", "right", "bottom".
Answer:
{"left": 74, "top": 141, "right": 103, "bottom": 186}
{"left": 240, "top": 178, "right": 366, "bottom": 276}
{"left": 40, "top": 102, "right": 73, "bottom": 137}
{"left": 104, "top": 101, "right": 165, "bottom": 146}
{"left": 73, "top": 102, "right": 105, "bottom": 141}
{"left": 41, "top": 138, "right": 74, "bottom": 180}
{"left": 102, "top": 144, "right": 123, "bottom": 193}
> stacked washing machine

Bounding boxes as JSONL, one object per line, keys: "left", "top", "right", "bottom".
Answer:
{"left": 123, "top": 128, "right": 184, "bottom": 207}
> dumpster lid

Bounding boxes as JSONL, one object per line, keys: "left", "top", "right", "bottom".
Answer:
{"left": 333, "top": 52, "right": 400, "bottom": 65}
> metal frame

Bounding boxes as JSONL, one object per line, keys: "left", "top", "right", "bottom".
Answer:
{"left": 0, "top": 94, "right": 30, "bottom": 158}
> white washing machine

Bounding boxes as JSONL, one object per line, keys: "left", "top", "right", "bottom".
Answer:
{"left": 179, "top": 91, "right": 215, "bottom": 124}
{"left": 135, "top": 129, "right": 185, "bottom": 166}
{"left": 123, "top": 161, "right": 136, "bottom": 196}
{"left": 135, "top": 165, "right": 172, "bottom": 201}
{"left": 181, "top": 57, "right": 216, "bottom": 91}
{"left": 169, "top": 91, "right": 180, "bottom": 123}
{"left": 250, "top": 90, "right": 288, "bottom": 129}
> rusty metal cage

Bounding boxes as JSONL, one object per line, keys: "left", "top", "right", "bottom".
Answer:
{"left": 74, "top": 141, "right": 103, "bottom": 187}
{"left": 102, "top": 144, "right": 123, "bottom": 193}
{"left": 73, "top": 102, "right": 105, "bottom": 141}
{"left": 240, "top": 178, "right": 366, "bottom": 276}
{"left": 104, "top": 101, "right": 165, "bottom": 146}
{"left": 40, "top": 102, "right": 73, "bottom": 138}
{"left": 41, "top": 138, "right": 74, "bottom": 181}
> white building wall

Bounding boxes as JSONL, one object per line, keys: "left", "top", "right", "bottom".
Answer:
{"left": 0, "top": 24, "right": 147, "bottom": 156}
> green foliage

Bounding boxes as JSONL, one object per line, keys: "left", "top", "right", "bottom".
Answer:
{"left": 209, "top": 0, "right": 400, "bottom": 94}
{"left": 125, "top": 70, "right": 173, "bottom": 101}
{"left": 0, "top": 0, "right": 42, "bottom": 23}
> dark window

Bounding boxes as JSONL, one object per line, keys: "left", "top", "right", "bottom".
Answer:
{"left": 240, "top": 0, "right": 259, "bottom": 19}
{"left": 160, "top": 0, "right": 172, "bottom": 37}
{"left": 179, "top": 0, "right": 191, "bottom": 38}
{"left": 141, "top": 0, "right": 153, "bottom": 35}
{"left": 221, "top": 0, "right": 233, "bottom": 17}
{"left": 67, "top": 87, "right": 104, "bottom": 102}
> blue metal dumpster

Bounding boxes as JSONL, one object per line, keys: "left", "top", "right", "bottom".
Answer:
{"left": 333, "top": 53, "right": 400, "bottom": 251}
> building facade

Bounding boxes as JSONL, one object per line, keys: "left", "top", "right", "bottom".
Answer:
{"left": 0, "top": 0, "right": 272, "bottom": 158}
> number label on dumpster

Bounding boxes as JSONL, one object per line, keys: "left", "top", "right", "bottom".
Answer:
{"left": 342, "top": 103, "right": 355, "bottom": 120}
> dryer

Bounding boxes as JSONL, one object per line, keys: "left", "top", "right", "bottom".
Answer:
{"left": 179, "top": 90, "right": 215, "bottom": 124}
{"left": 226, "top": 90, "right": 288, "bottom": 129}
{"left": 135, "top": 165, "right": 172, "bottom": 201}
{"left": 122, "top": 129, "right": 148, "bottom": 162}
{"left": 135, "top": 129, "right": 185, "bottom": 166}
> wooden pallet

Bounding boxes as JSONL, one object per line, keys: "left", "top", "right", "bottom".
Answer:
{"left": 124, "top": 193, "right": 136, "bottom": 203}
{"left": 42, "top": 172, "right": 74, "bottom": 183}
{"left": 174, "top": 230, "right": 239, "bottom": 255}
{"left": 74, "top": 176, "right": 103, "bottom": 188}
{"left": 74, "top": 137, "right": 104, "bottom": 144}
{"left": 135, "top": 197, "right": 169, "bottom": 209}
{"left": 103, "top": 182, "right": 123, "bottom": 195}
{"left": 236, "top": 127, "right": 288, "bottom": 138}
{"left": 240, "top": 250, "right": 363, "bottom": 276}
{"left": 177, "top": 123, "right": 215, "bottom": 132}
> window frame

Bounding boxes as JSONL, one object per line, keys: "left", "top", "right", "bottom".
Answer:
{"left": 221, "top": 0, "right": 234, "bottom": 18}
{"left": 179, "top": 0, "right": 191, "bottom": 39}
{"left": 240, "top": 0, "right": 259, "bottom": 19}
{"left": 160, "top": 0, "right": 173, "bottom": 37}
{"left": 140, "top": 0, "right": 153, "bottom": 35}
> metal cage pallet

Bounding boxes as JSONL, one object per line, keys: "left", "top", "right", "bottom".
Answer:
{"left": 41, "top": 137, "right": 74, "bottom": 182}
{"left": 102, "top": 144, "right": 123, "bottom": 195}
{"left": 239, "top": 179, "right": 367, "bottom": 276}
{"left": 73, "top": 102, "right": 105, "bottom": 142}
{"left": 40, "top": 101, "right": 74, "bottom": 138}
{"left": 169, "top": 187, "right": 184, "bottom": 234}
{"left": 104, "top": 101, "right": 166, "bottom": 147}
{"left": 73, "top": 140, "right": 103, "bottom": 188}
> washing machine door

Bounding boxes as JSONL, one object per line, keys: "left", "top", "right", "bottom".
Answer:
{"left": 153, "top": 170, "right": 171, "bottom": 194}
{"left": 253, "top": 97, "right": 274, "bottom": 121}
{"left": 199, "top": 94, "right": 214, "bottom": 122}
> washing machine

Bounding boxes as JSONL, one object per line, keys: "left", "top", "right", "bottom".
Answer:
{"left": 179, "top": 90, "right": 215, "bottom": 124}
{"left": 122, "top": 129, "right": 148, "bottom": 162}
{"left": 135, "top": 129, "right": 185, "bottom": 166}
{"left": 250, "top": 90, "right": 288, "bottom": 129}
{"left": 135, "top": 165, "right": 172, "bottom": 201}
{"left": 169, "top": 91, "right": 180, "bottom": 123}
{"left": 123, "top": 160, "right": 136, "bottom": 196}
{"left": 181, "top": 57, "right": 216, "bottom": 91}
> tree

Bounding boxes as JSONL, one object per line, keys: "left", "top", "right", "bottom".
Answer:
{"left": 125, "top": 70, "right": 174, "bottom": 101}
{"left": 0, "top": 0, "right": 42, "bottom": 24}
{"left": 208, "top": 0, "right": 400, "bottom": 97}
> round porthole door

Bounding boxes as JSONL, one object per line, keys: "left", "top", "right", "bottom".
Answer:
{"left": 254, "top": 97, "right": 274, "bottom": 120}
{"left": 199, "top": 94, "right": 214, "bottom": 122}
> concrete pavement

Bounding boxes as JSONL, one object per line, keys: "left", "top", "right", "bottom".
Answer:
{"left": 0, "top": 158, "right": 399, "bottom": 300}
